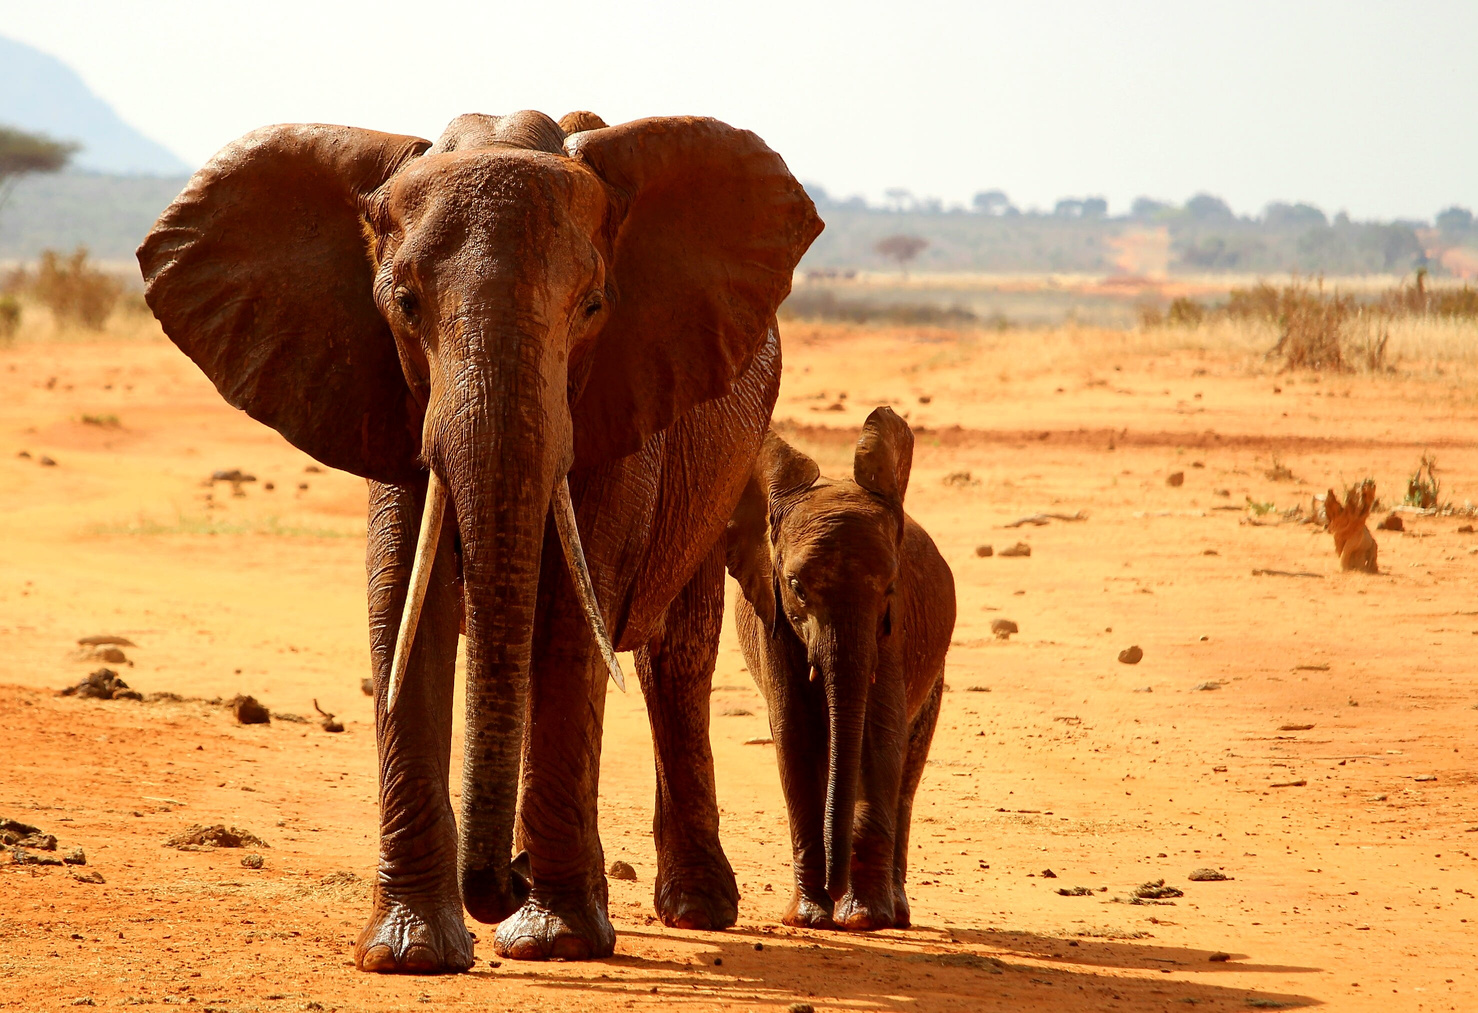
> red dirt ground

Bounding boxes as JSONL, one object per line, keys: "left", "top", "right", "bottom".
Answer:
{"left": 3, "top": 323, "right": 1476, "bottom": 1011}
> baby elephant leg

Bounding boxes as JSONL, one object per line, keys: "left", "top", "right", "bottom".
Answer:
{"left": 835, "top": 668, "right": 909, "bottom": 931}
{"left": 889, "top": 677, "right": 944, "bottom": 929}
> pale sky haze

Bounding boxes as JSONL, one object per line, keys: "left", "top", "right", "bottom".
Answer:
{"left": 2, "top": 0, "right": 1474, "bottom": 221}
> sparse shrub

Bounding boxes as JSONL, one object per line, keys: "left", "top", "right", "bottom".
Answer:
{"left": 18, "top": 247, "right": 123, "bottom": 329}
{"left": 1377, "top": 269, "right": 1478, "bottom": 319}
{"left": 1265, "top": 277, "right": 1354, "bottom": 372}
{"left": 1405, "top": 454, "right": 1440, "bottom": 509}
{"left": 0, "top": 294, "right": 18, "bottom": 345}
{"left": 1224, "top": 281, "right": 1282, "bottom": 321}
{"left": 1136, "top": 300, "right": 1164, "bottom": 328}
{"left": 1165, "top": 297, "right": 1206, "bottom": 327}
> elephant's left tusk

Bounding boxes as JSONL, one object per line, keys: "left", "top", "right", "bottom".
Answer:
{"left": 552, "top": 476, "right": 626, "bottom": 692}
{"left": 386, "top": 470, "right": 447, "bottom": 712}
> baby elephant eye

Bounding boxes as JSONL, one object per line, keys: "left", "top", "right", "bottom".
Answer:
{"left": 584, "top": 291, "right": 605, "bottom": 318}
{"left": 788, "top": 577, "right": 806, "bottom": 603}
{"left": 393, "top": 286, "right": 418, "bottom": 320}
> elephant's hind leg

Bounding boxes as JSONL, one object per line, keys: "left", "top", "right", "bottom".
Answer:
{"left": 888, "top": 676, "right": 944, "bottom": 930}
{"left": 636, "top": 543, "right": 740, "bottom": 931}
{"left": 355, "top": 480, "right": 471, "bottom": 974}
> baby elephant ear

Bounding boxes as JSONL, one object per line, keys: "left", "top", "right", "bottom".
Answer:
{"left": 566, "top": 117, "right": 823, "bottom": 464}
{"left": 854, "top": 406, "right": 915, "bottom": 514}
{"left": 726, "top": 431, "right": 818, "bottom": 630}
{"left": 138, "top": 124, "right": 431, "bottom": 482}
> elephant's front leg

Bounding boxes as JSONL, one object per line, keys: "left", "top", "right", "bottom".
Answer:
{"left": 635, "top": 545, "right": 740, "bottom": 931}
{"left": 355, "top": 480, "right": 471, "bottom": 973}
{"left": 492, "top": 525, "right": 615, "bottom": 961}
{"left": 834, "top": 663, "right": 907, "bottom": 931}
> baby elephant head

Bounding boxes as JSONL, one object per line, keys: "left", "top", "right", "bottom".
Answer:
{"left": 727, "top": 406, "right": 913, "bottom": 901}
{"left": 1325, "top": 480, "right": 1379, "bottom": 573}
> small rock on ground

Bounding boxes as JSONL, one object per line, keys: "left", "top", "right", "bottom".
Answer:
{"left": 608, "top": 860, "right": 637, "bottom": 881}
{"left": 1118, "top": 645, "right": 1144, "bottom": 665}
{"left": 70, "top": 869, "right": 105, "bottom": 884}
{"left": 990, "top": 619, "right": 1018, "bottom": 639}
{"left": 229, "top": 695, "right": 270, "bottom": 724}
{"left": 974, "top": 544, "right": 993, "bottom": 557}
{"left": 63, "top": 848, "right": 86, "bottom": 865}
{"left": 998, "top": 542, "right": 1031, "bottom": 558}
{"left": 360, "top": 678, "right": 374, "bottom": 696}
{"left": 1166, "top": 472, "right": 1185, "bottom": 487}
{"left": 1188, "top": 868, "right": 1230, "bottom": 881}
{"left": 241, "top": 853, "right": 265, "bottom": 869}
{"left": 1377, "top": 513, "right": 1404, "bottom": 531}
{"left": 165, "top": 824, "right": 269, "bottom": 850}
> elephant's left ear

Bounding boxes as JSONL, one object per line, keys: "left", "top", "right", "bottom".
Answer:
{"left": 566, "top": 117, "right": 823, "bottom": 463}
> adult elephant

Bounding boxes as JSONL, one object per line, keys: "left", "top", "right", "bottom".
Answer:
{"left": 137, "top": 109, "right": 821, "bottom": 971}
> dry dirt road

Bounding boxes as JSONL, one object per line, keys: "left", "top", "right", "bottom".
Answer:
{"left": 2, "top": 322, "right": 1476, "bottom": 1012}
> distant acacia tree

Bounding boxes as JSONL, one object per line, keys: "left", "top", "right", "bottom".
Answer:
{"left": 1184, "top": 192, "right": 1233, "bottom": 222}
{"left": 972, "top": 189, "right": 1013, "bottom": 215}
{"left": 0, "top": 126, "right": 77, "bottom": 228}
{"left": 1436, "top": 206, "right": 1474, "bottom": 236}
{"left": 874, "top": 234, "right": 928, "bottom": 276}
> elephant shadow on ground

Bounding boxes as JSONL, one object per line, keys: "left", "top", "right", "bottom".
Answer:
{"left": 471, "top": 924, "right": 1322, "bottom": 1010}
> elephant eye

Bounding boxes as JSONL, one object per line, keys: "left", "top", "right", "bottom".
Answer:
{"left": 789, "top": 577, "right": 806, "bottom": 603}
{"left": 584, "top": 291, "right": 604, "bottom": 318}
{"left": 394, "top": 286, "right": 418, "bottom": 321}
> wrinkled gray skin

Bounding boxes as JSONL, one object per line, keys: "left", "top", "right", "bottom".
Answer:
{"left": 137, "top": 109, "right": 821, "bottom": 971}
{"left": 726, "top": 409, "right": 956, "bottom": 930}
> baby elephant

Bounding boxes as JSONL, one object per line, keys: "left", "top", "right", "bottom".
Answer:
{"left": 1325, "top": 480, "right": 1378, "bottom": 573}
{"left": 726, "top": 407, "right": 956, "bottom": 930}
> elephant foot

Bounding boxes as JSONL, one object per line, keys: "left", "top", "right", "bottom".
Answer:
{"left": 493, "top": 891, "right": 616, "bottom": 961}
{"left": 781, "top": 890, "right": 836, "bottom": 929}
{"left": 654, "top": 855, "right": 739, "bottom": 930}
{"left": 834, "top": 886, "right": 899, "bottom": 931}
{"left": 892, "top": 882, "right": 912, "bottom": 929}
{"left": 355, "top": 894, "right": 474, "bottom": 974}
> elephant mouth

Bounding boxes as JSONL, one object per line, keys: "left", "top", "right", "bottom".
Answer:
{"left": 384, "top": 470, "right": 624, "bottom": 711}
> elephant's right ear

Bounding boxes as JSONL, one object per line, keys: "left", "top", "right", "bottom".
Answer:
{"left": 137, "top": 124, "right": 431, "bottom": 482}
{"left": 725, "top": 431, "right": 818, "bottom": 629}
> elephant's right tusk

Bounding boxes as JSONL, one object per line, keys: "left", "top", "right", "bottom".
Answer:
{"left": 386, "top": 470, "right": 447, "bottom": 712}
{"left": 551, "top": 476, "right": 626, "bottom": 692}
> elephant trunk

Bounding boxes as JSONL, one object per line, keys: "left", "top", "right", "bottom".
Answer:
{"left": 821, "top": 624, "right": 873, "bottom": 903}
{"left": 426, "top": 323, "right": 571, "bottom": 925}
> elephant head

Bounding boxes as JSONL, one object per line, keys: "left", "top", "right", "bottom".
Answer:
{"left": 138, "top": 109, "right": 821, "bottom": 923}
{"left": 726, "top": 407, "right": 913, "bottom": 902}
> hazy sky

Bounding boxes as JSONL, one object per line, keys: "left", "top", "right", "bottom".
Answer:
{"left": 3, "top": 0, "right": 1475, "bottom": 220}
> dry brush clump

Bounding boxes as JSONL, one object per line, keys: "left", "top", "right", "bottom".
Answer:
{"left": 3, "top": 247, "right": 124, "bottom": 330}
{"left": 1147, "top": 273, "right": 1478, "bottom": 372}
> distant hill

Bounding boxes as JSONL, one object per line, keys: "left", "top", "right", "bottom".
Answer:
{"left": 0, "top": 35, "right": 189, "bottom": 176}
{"left": 0, "top": 172, "right": 187, "bottom": 264}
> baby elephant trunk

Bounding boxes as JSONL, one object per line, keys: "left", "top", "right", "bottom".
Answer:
{"left": 821, "top": 630, "right": 873, "bottom": 903}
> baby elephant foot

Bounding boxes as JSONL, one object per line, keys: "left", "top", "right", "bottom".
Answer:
{"left": 654, "top": 855, "right": 739, "bottom": 930}
{"left": 781, "top": 890, "right": 836, "bottom": 929}
{"left": 493, "top": 891, "right": 616, "bottom": 961}
{"left": 355, "top": 895, "right": 474, "bottom": 973}
{"left": 834, "top": 886, "right": 899, "bottom": 931}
